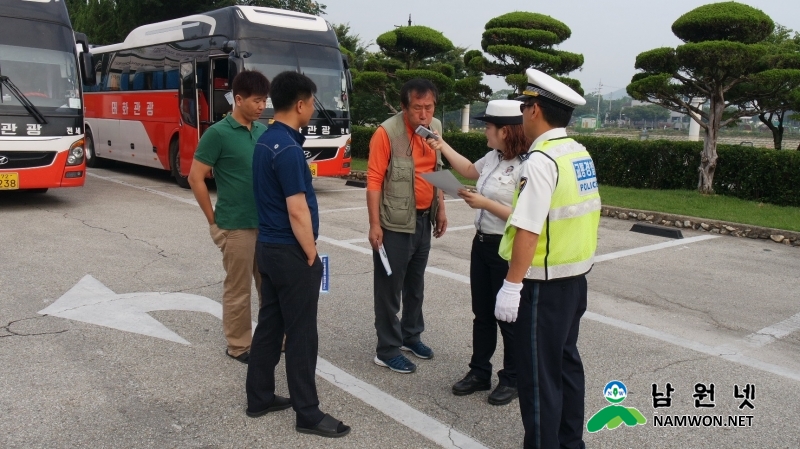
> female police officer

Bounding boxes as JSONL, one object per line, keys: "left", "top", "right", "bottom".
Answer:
{"left": 426, "top": 100, "right": 530, "bottom": 405}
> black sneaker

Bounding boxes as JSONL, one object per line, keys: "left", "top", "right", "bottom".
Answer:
{"left": 452, "top": 373, "right": 491, "bottom": 396}
{"left": 400, "top": 341, "right": 434, "bottom": 359}
{"left": 374, "top": 354, "right": 417, "bottom": 374}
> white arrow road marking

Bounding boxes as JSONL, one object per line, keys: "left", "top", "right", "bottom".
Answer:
{"left": 39, "top": 274, "right": 488, "bottom": 449}
{"left": 38, "top": 275, "right": 222, "bottom": 345}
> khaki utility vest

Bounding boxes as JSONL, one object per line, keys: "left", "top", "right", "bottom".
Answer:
{"left": 378, "top": 113, "right": 443, "bottom": 233}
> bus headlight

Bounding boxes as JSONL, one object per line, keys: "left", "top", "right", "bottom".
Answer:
{"left": 67, "top": 139, "right": 86, "bottom": 166}
{"left": 343, "top": 138, "right": 352, "bottom": 159}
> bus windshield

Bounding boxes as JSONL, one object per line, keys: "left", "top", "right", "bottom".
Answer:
{"left": 0, "top": 22, "right": 81, "bottom": 116}
{"left": 240, "top": 40, "right": 349, "bottom": 120}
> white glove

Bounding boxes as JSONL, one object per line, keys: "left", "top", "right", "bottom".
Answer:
{"left": 495, "top": 280, "right": 523, "bottom": 322}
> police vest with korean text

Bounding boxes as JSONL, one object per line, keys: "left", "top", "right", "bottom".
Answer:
{"left": 378, "top": 113, "right": 443, "bottom": 234}
{"left": 499, "top": 138, "right": 601, "bottom": 280}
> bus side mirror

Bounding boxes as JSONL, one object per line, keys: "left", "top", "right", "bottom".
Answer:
{"left": 223, "top": 40, "right": 237, "bottom": 54}
{"left": 74, "top": 32, "right": 96, "bottom": 86}
{"left": 341, "top": 53, "right": 353, "bottom": 92}
{"left": 81, "top": 52, "right": 97, "bottom": 86}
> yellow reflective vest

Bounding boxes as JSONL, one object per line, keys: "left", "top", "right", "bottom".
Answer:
{"left": 499, "top": 138, "right": 601, "bottom": 281}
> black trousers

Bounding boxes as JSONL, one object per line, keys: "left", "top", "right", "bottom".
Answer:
{"left": 468, "top": 234, "right": 516, "bottom": 386}
{"left": 246, "top": 243, "right": 325, "bottom": 428}
{"left": 373, "top": 213, "right": 431, "bottom": 360}
{"left": 516, "top": 275, "right": 587, "bottom": 449}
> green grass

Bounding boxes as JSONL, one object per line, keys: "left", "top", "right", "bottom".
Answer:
{"left": 599, "top": 185, "right": 800, "bottom": 232}
{"left": 351, "top": 158, "right": 800, "bottom": 231}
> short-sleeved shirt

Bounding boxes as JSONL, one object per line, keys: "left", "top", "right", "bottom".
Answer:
{"left": 366, "top": 118, "right": 437, "bottom": 210}
{"left": 473, "top": 149, "right": 525, "bottom": 235}
{"left": 194, "top": 115, "right": 266, "bottom": 230}
{"left": 253, "top": 120, "right": 319, "bottom": 245}
{"left": 508, "top": 128, "right": 565, "bottom": 235}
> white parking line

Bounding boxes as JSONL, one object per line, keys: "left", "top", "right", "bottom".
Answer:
{"left": 315, "top": 358, "right": 489, "bottom": 449}
{"left": 319, "top": 199, "right": 464, "bottom": 215}
{"left": 595, "top": 235, "right": 720, "bottom": 262}
{"left": 744, "top": 312, "right": 800, "bottom": 348}
{"left": 88, "top": 172, "right": 199, "bottom": 206}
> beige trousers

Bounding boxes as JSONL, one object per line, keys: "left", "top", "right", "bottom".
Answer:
{"left": 210, "top": 225, "right": 261, "bottom": 357}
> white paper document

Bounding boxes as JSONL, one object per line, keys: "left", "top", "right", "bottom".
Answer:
{"left": 420, "top": 170, "right": 466, "bottom": 199}
{"left": 378, "top": 244, "right": 392, "bottom": 276}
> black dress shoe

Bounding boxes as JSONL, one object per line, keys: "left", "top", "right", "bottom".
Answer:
{"left": 226, "top": 349, "right": 249, "bottom": 364}
{"left": 452, "top": 373, "right": 491, "bottom": 396}
{"left": 246, "top": 395, "right": 292, "bottom": 418}
{"left": 488, "top": 385, "right": 518, "bottom": 406}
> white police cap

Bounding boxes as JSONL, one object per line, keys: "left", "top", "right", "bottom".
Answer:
{"left": 515, "top": 68, "right": 586, "bottom": 110}
{"left": 473, "top": 99, "right": 523, "bottom": 125}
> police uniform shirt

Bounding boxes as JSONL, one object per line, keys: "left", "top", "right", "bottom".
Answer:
{"left": 508, "top": 128, "right": 567, "bottom": 235}
{"left": 473, "top": 149, "right": 524, "bottom": 235}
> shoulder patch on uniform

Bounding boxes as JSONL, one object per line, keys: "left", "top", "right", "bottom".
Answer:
{"left": 518, "top": 177, "right": 528, "bottom": 193}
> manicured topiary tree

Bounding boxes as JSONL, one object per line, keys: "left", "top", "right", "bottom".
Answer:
{"left": 353, "top": 26, "right": 490, "bottom": 123}
{"left": 627, "top": 2, "right": 800, "bottom": 193}
{"left": 469, "top": 11, "right": 584, "bottom": 96}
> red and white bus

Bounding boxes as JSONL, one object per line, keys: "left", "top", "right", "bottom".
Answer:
{"left": 0, "top": 0, "right": 95, "bottom": 193}
{"left": 83, "top": 5, "right": 352, "bottom": 188}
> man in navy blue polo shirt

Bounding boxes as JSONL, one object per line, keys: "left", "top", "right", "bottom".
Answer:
{"left": 245, "top": 71, "right": 350, "bottom": 439}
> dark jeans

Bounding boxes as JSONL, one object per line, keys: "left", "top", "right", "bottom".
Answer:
{"left": 468, "top": 234, "right": 516, "bottom": 386}
{"left": 516, "top": 275, "right": 587, "bottom": 449}
{"left": 246, "top": 243, "right": 325, "bottom": 428}
{"left": 373, "top": 213, "right": 432, "bottom": 360}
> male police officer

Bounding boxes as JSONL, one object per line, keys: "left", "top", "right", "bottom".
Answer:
{"left": 495, "top": 69, "right": 600, "bottom": 449}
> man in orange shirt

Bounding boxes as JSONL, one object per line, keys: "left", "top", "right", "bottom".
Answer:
{"left": 367, "top": 79, "right": 448, "bottom": 374}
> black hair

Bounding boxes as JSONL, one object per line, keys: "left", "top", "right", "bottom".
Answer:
{"left": 400, "top": 78, "right": 438, "bottom": 108}
{"left": 232, "top": 70, "right": 269, "bottom": 99}
{"left": 529, "top": 97, "right": 573, "bottom": 128}
{"left": 270, "top": 71, "right": 317, "bottom": 112}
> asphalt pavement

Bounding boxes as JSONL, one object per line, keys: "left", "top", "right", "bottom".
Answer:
{"left": 1, "top": 163, "right": 799, "bottom": 448}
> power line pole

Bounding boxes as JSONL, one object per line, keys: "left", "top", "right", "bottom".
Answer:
{"left": 595, "top": 80, "right": 603, "bottom": 128}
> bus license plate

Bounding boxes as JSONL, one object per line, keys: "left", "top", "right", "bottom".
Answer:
{"left": 0, "top": 173, "right": 19, "bottom": 190}
{"left": 309, "top": 163, "right": 318, "bottom": 177}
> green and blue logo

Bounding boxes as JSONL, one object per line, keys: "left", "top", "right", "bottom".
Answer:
{"left": 587, "top": 381, "right": 647, "bottom": 433}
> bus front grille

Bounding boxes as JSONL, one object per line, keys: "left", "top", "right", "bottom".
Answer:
{"left": 0, "top": 152, "right": 57, "bottom": 169}
{"left": 306, "top": 147, "right": 339, "bottom": 162}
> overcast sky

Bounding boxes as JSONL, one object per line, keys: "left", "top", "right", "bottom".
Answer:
{"left": 323, "top": 0, "right": 800, "bottom": 98}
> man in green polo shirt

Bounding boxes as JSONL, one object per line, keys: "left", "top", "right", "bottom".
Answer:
{"left": 188, "top": 70, "right": 269, "bottom": 364}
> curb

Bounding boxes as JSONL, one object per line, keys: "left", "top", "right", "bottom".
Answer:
{"left": 601, "top": 206, "right": 799, "bottom": 248}
{"left": 342, "top": 170, "right": 798, "bottom": 248}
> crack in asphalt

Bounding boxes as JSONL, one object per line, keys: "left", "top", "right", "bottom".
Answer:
{"left": 43, "top": 208, "right": 170, "bottom": 259}
{"left": 337, "top": 270, "right": 374, "bottom": 276}
{"left": 0, "top": 316, "right": 68, "bottom": 338}
{"left": 315, "top": 367, "right": 371, "bottom": 396}
{"left": 174, "top": 281, "right": 223, "bottom": 293}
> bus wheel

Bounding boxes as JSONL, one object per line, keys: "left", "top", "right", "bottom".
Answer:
{"left": 84, "top": 127, "right": 103, "bottom": 168}
{"left": 170, "top": 138, "right": 190, "bottom": 189}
